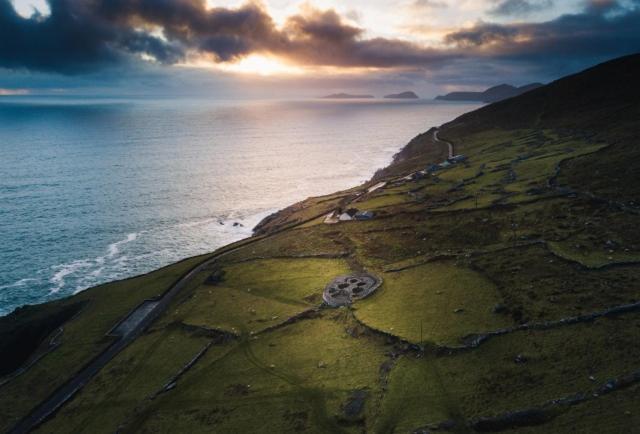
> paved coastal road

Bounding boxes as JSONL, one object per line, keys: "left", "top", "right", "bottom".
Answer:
{"left": 8, "top": 252, "right": 224, "bottom": 434}
{"left": 434, "top": 128, "right": 454, "bottom": 158}
{"left": 10, "top": 125, "right": 451, "bottom": 433}
{"left": 9, "top": 206, "right": 335, "bottom": 434}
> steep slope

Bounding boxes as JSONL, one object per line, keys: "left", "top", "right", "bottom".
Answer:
{"left": 441, "top": 53, "right": 640, "bottom": 202}
{"left": 2, "top": 54, "right": 640, "bottom": 434}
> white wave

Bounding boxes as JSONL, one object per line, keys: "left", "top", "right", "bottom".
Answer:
{"left": 106, "top": 232, "right": 138, "bottom": 258}
{"left": 48, "top": 232, "right": 140, "bottom": 294}
{"left": 176, "top": 217, "right": 223, "bottom": 229}
{"left": 45, "top": 209, "right": 276, "bottom": 298}
{"left": 174, "top": 208, "right": 277, "bottom": 236}
{"left": 49, "top": 259, "right": 93, "bottom": 293}
{"left": 0, "top": 277, "right": 39, "bottom": 291}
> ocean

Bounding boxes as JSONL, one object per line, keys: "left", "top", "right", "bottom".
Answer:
{"left": 0, "top": 97, "right": 479, "bottom": 316}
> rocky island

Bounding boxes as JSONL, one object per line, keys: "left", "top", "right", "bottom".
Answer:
{"left": 384, "top": 91, "right": 419, "bottom": 99}
{"left": 2, "top": 54, "right": 640, "bottom": 434}
{"left": 321, "top": 93, "right": 375, "bottom": 99}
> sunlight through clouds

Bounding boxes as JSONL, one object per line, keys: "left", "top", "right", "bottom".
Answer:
{"left": 10, "top": 0, "right": 49, "bottom": 17}
{"left": 193, "top": 54, "right": 305, "bottom": 76}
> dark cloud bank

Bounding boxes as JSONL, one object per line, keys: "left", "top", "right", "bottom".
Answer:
{"left": 0, "top": 0, "right": 453, "bottom": 73}
{"left": 488, "top": 0, "right": 554, "bottom": 17}
{"left": 0, "top": 0, "right": 638, "bottom": 85}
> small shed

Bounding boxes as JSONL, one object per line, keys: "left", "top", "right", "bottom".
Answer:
{"left": 425, "top": 164, "right": 441, "bottom": 173}
{"left": 448, "top": 154, "right": 468, "bottom": 164}
{"left": 354, "top": 210, "right": 374, "bottom": 220}
{"left": 339, "top": 208, "right": 359, "bottom": 221}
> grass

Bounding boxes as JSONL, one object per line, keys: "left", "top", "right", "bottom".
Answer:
{"left": 222, "top": 258, "right": 351, "bottom": 305}
{"left": 254, "top": 190, "right": 358, "bottom": 234}
{"left": 6, "top": 58, "right": 640, "bottom": 433}
{"left": 436, "top": 314, "right": 640, "bottom": 419}
{"left": 179, "top": 285, "right": 311, "bottom": 335}
{"left": 0, "top": 253, "right": 213, "bottom": 433}
{"left": 372, "top": 356, "right": 457, "bottom": 433}
{"left": 32, "top": 325, "right": 222, "bottom": 434}
{"left": 352, "top": 193, "right": 414, "bottom": 210}
{"left": 117, "top": 312, "right": 391, "bottom": 433}
{"left": 376, "top": 313, "right": 640, "bottom": 432}
{"left": 548, "top": 240, "right": 640, "bottom": 268}
{"left": 472, "top": 244, "right": 640, "bottom": 322}
{"left": 436, "top": 164, "right": 480, "bottom": 183}
{"left": 515, "top": 383, "right": 640, "bottom": 433}
{"left": 435, "top": 192, "right": 502, "bottom": 211}
{"left": 221, "top": 226, "right": 345, "bottom": 262}
{"left": 161, "top": 257, "right": 351, "bottom": 335}
{"left": 381, "top": 178, "right": 434, "bottom": 195}
{"left": 353, "top": 261, "right": 513, "bottom": 346}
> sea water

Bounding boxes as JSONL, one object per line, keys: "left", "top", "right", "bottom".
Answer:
{"left": 0, "top": 97, "right": 479, "bottom": 315}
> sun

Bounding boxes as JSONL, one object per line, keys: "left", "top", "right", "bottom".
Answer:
{"left": 218, "top": 55, "right": 304, "bottom": 76}
{"left": 181, "top": 54, "right": 304, "bottom": 76}
{"left": 182, "top": 54, "right": 370, "bottom": 77}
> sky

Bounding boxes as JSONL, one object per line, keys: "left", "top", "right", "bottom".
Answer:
{"left": 0, "top": 0, "right": 639, "bottom": 98}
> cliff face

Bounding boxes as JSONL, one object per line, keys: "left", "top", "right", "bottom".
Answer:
{"left": 3, "top": 54, "right": 640, "bottom": 434}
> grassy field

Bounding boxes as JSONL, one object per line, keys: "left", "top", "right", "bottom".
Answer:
{"left": 3, "top": 55, "right": 640, "bottom": 433}
{"left": 354, "top": 261, "right": 513, "bottom": 346}
{"left": 166, "top": 258, "right": 351, "bottom": 335}
{"left": 0, "top": 253, "right": 213, "bottom": 432}
{"left": 117, "top": 313, "right": 392, "bottom": 433}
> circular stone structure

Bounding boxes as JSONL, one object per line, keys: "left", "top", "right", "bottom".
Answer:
{"left": 323, "top": 273, "right": 382, "bottom": 307}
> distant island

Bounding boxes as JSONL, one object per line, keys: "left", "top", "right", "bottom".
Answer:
{"left": 320, "top": 91, "right": 419, "bottom": 99}
{"left": 384, "top": 91, "right": 419, "bottom": 99}
{"left": 435, "top": 83, "right": 543, "bottom": 103}
{"left": 321, "top": 93, "right": 375, "bottom": 99}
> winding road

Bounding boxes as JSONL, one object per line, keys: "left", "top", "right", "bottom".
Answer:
{"left": 8, "top": 207, "right": 334, "bottom": 434}
{"left": 8, "top": 253, "right": 225, "bottom": 434}
{"left": 10, "top": 128, "right": 456, "bottom": 434}
{"left": 433, "top": 128, "right": 454, "bottom": 159}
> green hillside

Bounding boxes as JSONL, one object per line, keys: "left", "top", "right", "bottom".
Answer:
{"left": 2, "top": 54, "right": 640, "bottom": 434}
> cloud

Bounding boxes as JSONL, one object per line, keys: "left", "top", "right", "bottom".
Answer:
{"left": 410, "top": 0, "right": 448, "bottom": 10}
{"left": 0, "top": 0, "right": 639, "bottom": 86}
{"left": 0, "top": 0, "right": 189, "bottom": 73}
{"left": 445, "top": 0, "right": 640, "bottom": 61}
{"left": 0, "top": 0, "right": 460, "bottom": 73}
{"left": 444, "top": 22, "right": 518, "bottom": 46}
{"left": 585, "top": 0, "right": 620, "bottom": 13}
{"left": 488, "top": 0, "right": 554, "bottom": 16}
{"left": 280, "top": 7, "right": 457, "bottom": 67}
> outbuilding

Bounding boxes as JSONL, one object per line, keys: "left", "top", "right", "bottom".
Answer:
{"left": 354, "top": 210, "right": 374, "bottom": 220}
{"left": 448, "top": 154, "right": 468, "bottom": 164}
{"left": 339, "top": 208, "right": 359, "bottom": 221}
{"left": 425, "top": 164, "right": 441, "bottom": 173}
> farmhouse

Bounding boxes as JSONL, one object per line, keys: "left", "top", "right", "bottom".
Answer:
{"left": 448, "top": 154, "right": 468, "bottom": 164}
{"left": 354, "top": 210, "right": 374, "bottom": 220}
